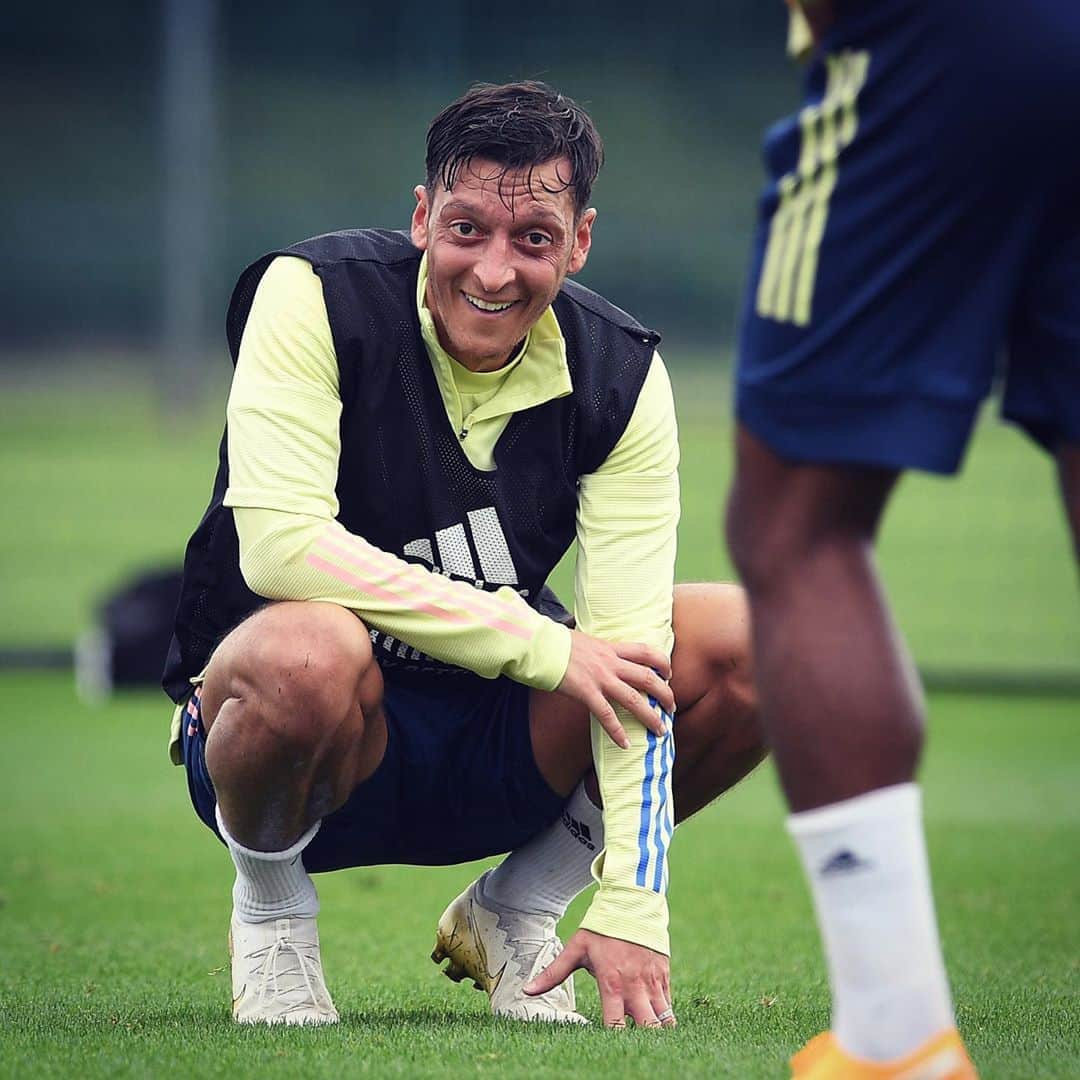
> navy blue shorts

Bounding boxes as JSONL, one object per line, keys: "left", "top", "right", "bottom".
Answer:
{"left": 180, "top": 672, "right": 567, "bottom": 872}
{"left": 736, "top": 0, "right": 1080, "bottom": 474}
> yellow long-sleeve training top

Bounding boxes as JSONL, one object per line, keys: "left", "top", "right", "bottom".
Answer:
{"left": 214, "top": 253, "right": 680, "bottom": 954}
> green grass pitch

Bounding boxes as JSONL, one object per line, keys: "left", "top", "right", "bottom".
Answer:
{"left": 2, "top": 676, "right": 1077, "bottom": 1078}
{"left": 0, "top": 364, "right": 1077, "bottom": 1076}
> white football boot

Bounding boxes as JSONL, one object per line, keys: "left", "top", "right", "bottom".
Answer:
{"left": 229, "top": 913, "right": 339, "bottom": 1025}
{"left": 431, "top": 870, "right": 588, "bottom": 1024}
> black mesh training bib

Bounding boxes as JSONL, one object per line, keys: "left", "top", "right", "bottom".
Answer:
{"left": 163, "top": 230, "right": 659, "bottom": 700}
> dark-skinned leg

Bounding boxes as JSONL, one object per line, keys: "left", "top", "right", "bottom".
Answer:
{"left": 724, "top": 423, "right": 954, "bottom": 1062}
{"left": 724, "top": 426, "right": 918, "bottom": 810}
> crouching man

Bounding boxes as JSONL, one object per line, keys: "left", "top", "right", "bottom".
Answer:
{"left": 163, "top": 81, "right": 764, "bottom": 1029}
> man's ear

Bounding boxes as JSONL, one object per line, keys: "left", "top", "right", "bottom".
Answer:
{"left": 410, "top": 185, "right": 430, "bottom": 250}
{"left": 567, "top": 208, "right": 597, "bottom": 275}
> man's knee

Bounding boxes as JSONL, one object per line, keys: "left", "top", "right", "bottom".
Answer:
{"left": 202, "top": 601, "right": 380, "bottom": 748}
{"left": 671, "top": 583, "right": 758, "bottom": 727}
{"left": 666, "top": 584, "right": 766, "bottom": 817}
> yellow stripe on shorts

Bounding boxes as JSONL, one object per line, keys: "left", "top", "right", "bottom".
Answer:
{"left": 756, "top": 50, "right": 870, "bottom": 327}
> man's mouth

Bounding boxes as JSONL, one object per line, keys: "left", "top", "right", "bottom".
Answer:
{"left": 464, "top": 293, "right": 516, "bottom": 313}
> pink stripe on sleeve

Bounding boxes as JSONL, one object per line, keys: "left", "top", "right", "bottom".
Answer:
{"left": 305, "top": 550, "right": 533, "bottom": 641}
{"left": 306, "top": 554, "right": 470, "bottom": 623}
{"left": 313, "top": 531, "right": 535, "bottom": 640}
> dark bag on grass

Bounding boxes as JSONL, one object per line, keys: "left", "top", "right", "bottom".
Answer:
{"left": 76, "top": 567, "right": 184, "bottom": 698}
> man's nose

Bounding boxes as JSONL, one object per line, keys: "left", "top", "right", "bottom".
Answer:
{"left": 473, "top": 239, "right": 515, "bottom": 294}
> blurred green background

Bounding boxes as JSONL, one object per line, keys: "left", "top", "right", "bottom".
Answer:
{"left": 2, "top": 2, "right": 1077, "bottom": 686}
{"left": 3, "top": 363, "right": 1077, "bottom": 686}
{"left": 3, "top": 3, "right": 794, "bottom": 352}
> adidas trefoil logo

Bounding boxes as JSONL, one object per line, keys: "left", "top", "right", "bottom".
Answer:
{"left": 819, "top": 849, "right": 873, "bottom": 876}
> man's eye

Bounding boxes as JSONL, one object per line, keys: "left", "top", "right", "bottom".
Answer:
{"left": 523, "top": 232, "right": 552, "bottom": 247}
{"left": 451, "top": 222, "right": 476, "bottom": 237}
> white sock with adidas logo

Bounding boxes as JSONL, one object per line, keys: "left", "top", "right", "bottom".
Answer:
{"left": 787, "top": 782, "right": 955, "bottom": 1062}
{"left": 482, "top": 781, "right": 603, "bottom": 919}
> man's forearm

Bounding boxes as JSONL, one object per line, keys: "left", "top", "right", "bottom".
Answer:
{"left": 233, "top": 505, "right": 571, "bottom": 690}
{"left": 572, "top": 352, "right": 680, "bottom": 955}
{"left": 580, "top": 707, "right": 674, "bottom": 956}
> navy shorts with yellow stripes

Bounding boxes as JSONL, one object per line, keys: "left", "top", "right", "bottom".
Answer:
{"left": 736, "top": 0, "right": 1080, "bottom": 474}
{"left": 180, "top": 671, "right": 567, "bottom": 871}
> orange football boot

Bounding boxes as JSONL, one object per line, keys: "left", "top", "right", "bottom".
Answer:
{"left": 790, "top": 1028, "right": 977, "bottom": 1079}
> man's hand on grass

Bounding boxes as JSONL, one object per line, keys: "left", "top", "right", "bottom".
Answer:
{"left": 525, "top": 927, "right": 675, "bottom": 1029}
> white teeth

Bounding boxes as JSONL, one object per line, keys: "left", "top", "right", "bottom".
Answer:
{"left": 465, "top": 294, "right": 514, "bottom": 312}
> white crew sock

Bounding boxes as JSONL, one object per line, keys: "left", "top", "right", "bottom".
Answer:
{"left": 787, "top": 783, "right": 955, "bottom": 1062}
{"left": 482, "top": 781, "right": 604, "bottom": 918}
{"left": 215, "top": 804, "right": 321, "bottom": 924}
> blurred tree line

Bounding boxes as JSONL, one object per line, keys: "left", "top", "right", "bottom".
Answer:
{"left": 3, "top": 2, "right": 795, "bottom": 359}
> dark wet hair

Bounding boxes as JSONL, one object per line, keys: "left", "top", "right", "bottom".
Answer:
{"left": 425, "top": 81, "right": 604, "bottom": 216}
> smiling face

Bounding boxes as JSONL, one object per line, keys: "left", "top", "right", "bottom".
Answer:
{"left": 410, "top": 156, "right": 596, "bottom": 372}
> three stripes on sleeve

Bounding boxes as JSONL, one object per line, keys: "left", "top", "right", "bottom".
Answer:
{"left": 637, "top": 704, "right": 675, "bottom": 894}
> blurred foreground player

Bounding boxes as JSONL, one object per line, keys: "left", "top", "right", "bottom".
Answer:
{"left": 164, "top": 81, "right": 765, "bottom": 1028}
{"left": 728, "top": 1, "right": 1080, "bottom": 1077}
